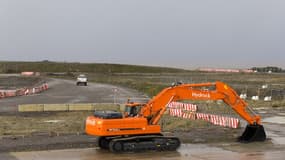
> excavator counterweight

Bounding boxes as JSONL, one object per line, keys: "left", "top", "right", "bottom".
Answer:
{"left": 85, "top": 81, "right": 266, "bottom": 152}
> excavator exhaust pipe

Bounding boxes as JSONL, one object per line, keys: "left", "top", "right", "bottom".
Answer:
{"left": 239, "top": 124, "right": 266, "bottom": 142}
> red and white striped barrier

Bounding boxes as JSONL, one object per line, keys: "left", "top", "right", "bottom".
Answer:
{"left": 168, "top": 102, "right": 184, "bottom": 108}
{"left": 16, "top": 89, "right": 25, "bottom": 96}
{"left": 196, "top": 113, "right": 210, "bottom": 121}
{"left": 229, "top": 117, "right": 239, "bottom": 129}
{"left": 208, "top": 114, "right": 239, "bottom": 128}
{"left": 182, "top": 112, "right": 196, "bottom": 120}
{"left": 168, "top": 102, "right": 198, "bottom": 112}
{"left": 0, "top": 92, "right": 4, "bottom": 99}
{"left": 169, "top": 111, "right": 239, "bottom": 129}
{"left": 43, "top": 83, "right": 49, "bottom": 90}
{"left": 167, "top": 102, "right": 239, "bottom": 129}
{"left": 183, "top": 103, "right": 197, "bottom": 112}
{"left": 0, "top": 83, "right": 49, "bottom": 99}
{"left": 24, "top": 89, "right": 29, "bottom": 95}
{"left": 25, "top": 83, "right": 49, "bottom": 95}
{"left": 170, "top": 109, "right": 196, "bottom": 120}
{"left": 0, "top": 90, "right": 17, "bottom": 98}
{"left": 169, "top": 108, "right": 183, "bottom": 117}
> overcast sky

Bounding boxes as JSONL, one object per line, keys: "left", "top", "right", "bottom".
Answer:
{"left": 1, "top": 0, "right": 285, "bottom": 69}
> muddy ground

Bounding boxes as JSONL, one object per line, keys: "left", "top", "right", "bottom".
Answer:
{"left": 0, "top": 128, "right": 241, "bottom": 153}
{"left": 0, "top": 107, "right": 284, "bottom": 153}
{"left": 0, "top": 111, "right": 242, "bottom": 152}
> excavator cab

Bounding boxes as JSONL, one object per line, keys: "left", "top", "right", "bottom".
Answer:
{"left": 124, "top": 102, "right": 144, "bottom": 117}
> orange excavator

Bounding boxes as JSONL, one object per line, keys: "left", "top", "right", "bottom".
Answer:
{"left": 85, "top": 81, "right": 266, "bottom": 152}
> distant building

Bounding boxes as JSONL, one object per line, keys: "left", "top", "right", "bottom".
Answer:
{"left": 198, "top": 68, "right": 254, "bottom": 73}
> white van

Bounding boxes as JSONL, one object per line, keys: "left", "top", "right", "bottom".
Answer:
{"left": 76, "top": 74, "right": 88, "bottom": 86}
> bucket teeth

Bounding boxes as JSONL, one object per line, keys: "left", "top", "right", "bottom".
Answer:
{"left": 239, "top": 124, "right": 266, "bottom": 142}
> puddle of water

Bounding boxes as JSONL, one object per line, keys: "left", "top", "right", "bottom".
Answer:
{"left": 271, "top": 137, "right": 285, "bottom": 145}
{"left": 44, "top": 120, "right": 63, "bottom": 123}
{"left": 258, "top": 111, "right": 267, "bottom": 114}
{"left": 263, "top": 116, "right": 285, "bottom": 124}
{"left": 266, "top": 130, "right": 285, "bottom": 145}
{"left": 6, "top": 144, "right": 285, "bottom": 160}
{"left": 254, "top": 107, "right": 268, "bottom": 110}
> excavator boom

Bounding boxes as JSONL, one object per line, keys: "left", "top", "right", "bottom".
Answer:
{"left": 141, "top": 81, "right": 261, "bottom": 126}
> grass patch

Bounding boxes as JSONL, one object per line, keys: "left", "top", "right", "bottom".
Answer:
{"left": 0, "top": 61, "right": 185, "bottom": 74}
{"left": 0, "top": 76, "right": 43, "bottom": 89}
{"left": 0, "top": 105, "right": 120, "bottom": 136}
{"left": 0, "top": 112, "right": 90, "bottom": 136}
{"left": 161, "top": 115, "right": 210, "bottom": 132}
{"left": 88, "top": 72, "right": 285, "bottom": 100}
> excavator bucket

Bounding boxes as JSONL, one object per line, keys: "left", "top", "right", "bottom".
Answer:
{"left": 239, "top": 124, "right": 266, "bottom": 142}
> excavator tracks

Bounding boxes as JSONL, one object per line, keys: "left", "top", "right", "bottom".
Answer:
{"left": 98, "top": 135, "right": 181, "bottom": 152}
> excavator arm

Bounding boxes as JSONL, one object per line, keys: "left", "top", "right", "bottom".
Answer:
{"left": 140, "top": 81, "right": 260, "bottom": 125}
{"left": 137, "top": 81, "right": 266, "bottom": 142}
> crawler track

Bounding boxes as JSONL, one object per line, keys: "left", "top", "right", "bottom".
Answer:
{"left": 98, "top": 135, "right": 181, "bottom": 152}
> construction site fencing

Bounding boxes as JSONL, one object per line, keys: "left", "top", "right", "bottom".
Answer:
{"left": 167, "top": 101, "right": 240, "bottom": 129}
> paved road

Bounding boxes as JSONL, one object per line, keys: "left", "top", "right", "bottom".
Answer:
{"left": 0, "top": 78, "right": 148, "bottom": 112}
